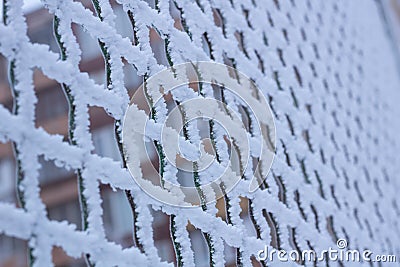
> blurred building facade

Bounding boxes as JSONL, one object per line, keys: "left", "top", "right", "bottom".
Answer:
{"left": 0, "top": 2, "right": 177, "bottom": 266}
{"left": 0, "top": 1, "right": 241, "bottom": 266}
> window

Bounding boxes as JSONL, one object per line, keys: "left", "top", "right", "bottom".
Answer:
{"left": 0, "top": 56, "right": 8, "bottom": 84}
{"left": 190, "top": 230, "right": 209, "bottom": 267}
{"left": 38, "top": 156, "right": 73, "bottom": 184}
{"left": 47, "top": 200, "right": 82, "bottom": 230}
{"left": 0, "top": 158, "right": 15, "bottom": 201}
{"left": 113, "top": 5, "right": 134, "bottom": 39}
{"left": 92, "top": 125, "right": 121, "bottom": 161}
{"left": 75, "top": 25, "right": 101, "bottom": 61}
{"left": 103, "top": 190, "right": 132, "bottom": 239}
{"left": 36, "top": 87, "right": 69, "bottom": 122}
{"left": 0, "top": 235, "right": 27, "bottom": 264}
{"left": 28, "top": 20, "right": 58, "bottom": 53}
{"left": 155, "top": 239, "right": 174, "bottom": 263}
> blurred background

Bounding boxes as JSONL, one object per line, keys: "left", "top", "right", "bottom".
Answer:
{"left": 0, "top": 0, "right": 238, "bottom": 266}
{"left": 1, "top": 0, "right": 400, "bottom": 266}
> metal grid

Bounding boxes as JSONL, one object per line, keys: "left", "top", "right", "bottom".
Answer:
{"left": 0, "top": 0, "right": 399, "bottom": 266}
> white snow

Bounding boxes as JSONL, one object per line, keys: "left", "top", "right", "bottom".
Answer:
{"left": 0, "top": 0, "right": 399, "bottom": 266}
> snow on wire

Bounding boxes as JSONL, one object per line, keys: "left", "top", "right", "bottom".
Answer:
{"left": 0, "top": 0, "right": 400, "bottom": 266}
